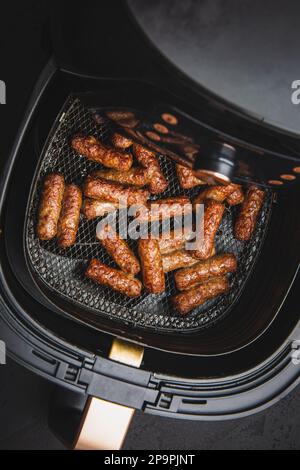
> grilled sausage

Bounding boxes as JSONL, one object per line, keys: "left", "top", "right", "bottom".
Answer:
{"left": 37, "top": 174, "right": 65, "bottom": 241}
{"left": 97, "top": 223, "right": 140, "bottom": 275}
{"left": 133, "top": 143, "right": 168, "bottom": 194}
{"left": 111, "top": 133, "right": 133, "bottom": 150}
{"left": 158, "top": 228, "right": 194, "bottom": 254}
{"left": 172, "top": 276, "right": 230, "bottom": 315}
{"left": 234, "top": 185, "right": 265, "bottom": 241}
{"left": 57, "top": 184, "right": 82, "bottom": 248}
{"left": 192, "top": 200, "right": 225, "bottom": 259}
{"left": 106, "top": 110, "right": 136, "bottom": 121}
{"left": 91, "top": 168, "right": 149, "bottom": 187}
{"left": 106, "top": 110, "right": 139, "bottom": 128}
{"left": 162, "top": 249, "right": 200, "bottom": 273}
{"left": 138, "top": 239, "right": 165, "bottom": 294}
{"left": 227, "top": 186, "right": 244, "bottom": 206}
{"left": 162, "top": 245, "right": 216, "bottom": 273}
{"left": 82, "top": 199, "right": 118, "bottom": 221}
{"left": 176, "top": 164, "right": 205, "bottom": 189}
{"left": 71, "top": 135, "right": 133, "bottom": 171}
{"left": 86, "top": 259, "right": 142, "bottom": 298}
{"left": 83, "top": 177, "right": 150, "bottom": 207}
{"left": 136, "top": 196, "right": 191, "bottom": 224}
{"left": 174, "top": 253, "right": 237, "bottom": 291}
{"left": 193, "top": 183, "right": 244, "bottom": 207}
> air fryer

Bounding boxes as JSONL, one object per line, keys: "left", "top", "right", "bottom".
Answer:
{"left": 1, "top": 1, "right": 300, "bottom": 450}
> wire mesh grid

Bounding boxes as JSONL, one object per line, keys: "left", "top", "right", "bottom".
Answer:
{"left": 25, "top": 97, "right": 273, "bottom": 332}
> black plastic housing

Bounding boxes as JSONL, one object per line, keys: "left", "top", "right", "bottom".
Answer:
{"left": 1, "top": 0, "right": 300, "bottom": 422}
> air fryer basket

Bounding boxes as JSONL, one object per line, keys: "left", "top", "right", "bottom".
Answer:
{"left": 25, "top": 97, "right": 273, "bottom": 332}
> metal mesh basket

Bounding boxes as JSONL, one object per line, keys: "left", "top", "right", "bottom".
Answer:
{"left": 25, "top": 97, "right": 273, "bottom": 332}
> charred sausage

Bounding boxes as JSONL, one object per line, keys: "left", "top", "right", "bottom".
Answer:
{"left": 192, "top": 200, "right": 225, "bottom": 260}
{"left": 176, "top": 164, "right": 205, "bottom": 189}
{"left": 172, "top": 276, "right": 230, "bottom": 315}
{"left": 71, "top": 135, "right": 133, "bottom": 171}
{"left": 234, "top": 185, "right": 265, "bottom": 241}
{"left": 133, "top": 143, "right": 168, "bottom": 195}
{"left": 82, "top": 199, "right": 118, "bottom": 221}
{"left": 85, "top": 259, "right": 142, "bottom": 298}
{"left": 83, "top": 177, "right": 150, "bottom": 207}
{"left": 37, "top": 174, "right": 65, "bottom": 241}
{"left": 174, "top": 253, "right": 237, "bottom": 291}
{"left": 136, "top": 196, "right": 191, "bottom": 224}
{"left": 138, "top": 239, "right": 165, "bottom": 294}
{"left": 57, "top": 184, "right": 82, "bottom": 248}
{"left": 97, "top": 223, "right": 140, "bottom": 275}
{"left": 91, "top": 168, "right": 149, "bottom": 187}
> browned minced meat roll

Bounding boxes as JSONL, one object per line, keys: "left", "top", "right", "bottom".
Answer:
{"left": 57, "top": 184, "right": 82, "bottom": 248}
{"left": 157, "top": 227, "right": 194, "bottom": 254}
{"left": 85, "top": 259, "right": 142, "bottom": 298}
{"left": 133, "top": 143, "right": 168, "bottom": 195}
{"left": 91, "top": 168, "right": 149, "bottom": 187}
{"left": 111, "top": 133, "right": 133, "bottom": 150}
{"left": 234, "top": 185, "right": 265, "bottom": 241}
{"left": 71, "top": 135, "right": 133, "bottom": 171}
{"left": 193, "top": 183, "right": 244, "bottom": 207}
{"left": 176, "top": 164, "right": 206, "bottom": 189}
{"left": 174, "top": 253, "right": 237, "bottom": 291}
{"left": 97, "top": 223, "right": 140, "bottom": 276}
{"left": 227, "top": 185, "right": 244, "bottom": 206}
{"left": 106, "top": 110, "right": 136, "bottom": 121}
{"left": 136, "top": 196, "right": 191, "bottom": 224}
{"left": 162, "top": 249, "right": 200, "bottom": 273}
{"left": 172, "top": 276, "right": 230, "bottom": 316}
{"left": 106, "top": 110, "right": 139, "bottom": 128}
{"left": 37, "top": 174, "right": 65, "bottom": 241}
{"left": 83, "top": 177, "right": 150, "bottom": 207}
{"left": 82, "top": 199, "right": 118, "bottom": 221}
{"left": 192, "top": 200, "right": 225, "bottom": 260}
{"left": 138, "top": 239, "right": 165, "bottom": 294}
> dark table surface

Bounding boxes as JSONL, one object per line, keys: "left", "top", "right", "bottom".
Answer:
{"left": 1, "top": 0, "right": 300, "bottom": 450}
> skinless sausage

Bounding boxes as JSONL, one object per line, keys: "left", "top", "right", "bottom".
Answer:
{"left": 138, "top": 239, "right": 165, "bottom": 294}
{"left": 71, "top": 135, "right": 133, "bottom": 171}
{"left": 193, "top": 183, "right": 244, "bottom": 207}
{"left": 227, "top": 185, "right": 244, "bottom": 206}
{"left": 172, "top": 276, "right": 230, "bottom": 315}
{"left": 37, "top": 174, "right": 65, "bottom": 241}
{"left": 85, "top": 259, "right": 142, "bottom": 298}
{"left": 91, "top": 168, "right": 149, "bottom": 187}
{"left": 82, "top": 199, "right": 118, "bottom": 221}
{"left": 97, "top": 223, "right": 140, "bottom": 276}
{"left": 192, "top": 200, "right": 225, "bottom": 260}
{"left": 162, "top": 245, "right": 216, "bottom": 273}
{"left": 135, "top": 196, "right": 191, "bottom": 224}
{"left": 111, "top": 133, "right": 133, "bottom": 150}
{"left": 234, "top": 185, "right": 265, "bottom": 241}
{"left": 83, "top": 177, "right": 150, "bottom": 207}
{"left": 162, "top": 249, "right": 200, "bottom": 273}
{"left": 133, "top": 143, "right": 168, "bottom": 195}
{"left": 57, "top": 184, "right": 82, "bottom": 248}
{"left": 176, "top": 164, "right": 206, "bottom": 189}
{"left": 158, "top": 227, "right": 194, "bottom": 255}
{"left": 174, "top": 253, "right": 237, "bottom": 291}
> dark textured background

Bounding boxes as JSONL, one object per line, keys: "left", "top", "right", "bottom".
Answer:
{"left": 0, "top": 0, "right": 300, "bottom": 450}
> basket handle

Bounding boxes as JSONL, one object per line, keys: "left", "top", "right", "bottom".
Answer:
{"left": 73, "top": 339, "right": 144, "bottom": 450}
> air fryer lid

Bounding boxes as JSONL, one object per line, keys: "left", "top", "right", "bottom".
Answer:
{"left": 50, "top": 1, "right": 157, "bottom": 80}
